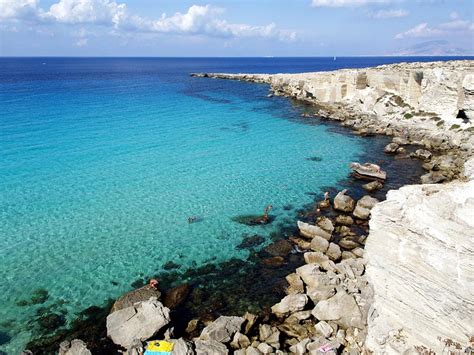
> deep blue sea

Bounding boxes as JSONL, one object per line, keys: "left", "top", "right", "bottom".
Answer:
{"left": 0, "top": 56, "right": 469, "bottom": 353}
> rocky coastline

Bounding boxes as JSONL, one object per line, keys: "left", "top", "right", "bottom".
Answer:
{"left": 32, "top": 60, "right": 473, "bottom": 354}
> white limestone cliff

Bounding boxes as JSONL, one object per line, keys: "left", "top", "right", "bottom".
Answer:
{"left": 365, "top": 158, "right": 474, "bottom": 353}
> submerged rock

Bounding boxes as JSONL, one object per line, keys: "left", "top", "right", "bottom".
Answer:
{"left": 163, "top": 283, "right": 190, "bottom": 309}
{"left": 264, "top": 239, "right": 293, "bottom": 257}
{"left": 106, "top": 297, "right": 170, "bottom": 348}
{"left": 362, "top": 181, "right": 383, "bottom": 192}
{"left": 236, "top": 235, "right": 265, "bottom": 250}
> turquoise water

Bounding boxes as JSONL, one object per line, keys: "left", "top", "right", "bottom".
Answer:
{"left": 0, "top": 57, "right": 445, "bottom": 352}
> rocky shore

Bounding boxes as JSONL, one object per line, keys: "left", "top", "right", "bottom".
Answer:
{"left": 46, "top": 61, "right": 474, "bottom": 354}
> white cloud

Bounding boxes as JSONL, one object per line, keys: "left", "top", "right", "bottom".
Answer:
{"left": 369, "top": 9, "right": 409, "bottom": 19}
{"left": 395, "top": 14, "right": 473, "bottom": 39}
{"left": 0, "top": 0, "right": 296, "bottom": 41}
{"left": 395, "top": 23, "right": 443, "bottom": 39}
{"left": 0, "top": 0, "right": 39, "bottom": 20}
{"left": 311, "top": 0, "right": 390, "bottom": 7}
{"left": 76, "top": 37, "right": 88, "bottom": 46}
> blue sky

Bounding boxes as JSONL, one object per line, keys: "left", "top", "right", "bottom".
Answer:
{"left": 0, "top": 0, "right": 473, "bottom": 56}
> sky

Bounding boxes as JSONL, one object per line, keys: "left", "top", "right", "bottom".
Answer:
{"left": 0, "top": 0, "right": 473, "bottom": 56}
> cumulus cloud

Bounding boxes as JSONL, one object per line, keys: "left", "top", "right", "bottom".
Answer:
{"left": 0, "top": 0, "right": 39, "bottom": 20}
{"left": 0, "top": 0, "right": 296, "bottom": 41}
{"left": 395, "top": 14, "right": 473, "bottom": 39}
{"left": 311, "top": 0, "right": 390, "bottom": 7}
{"left": 368, "top": 9, "right": 409, "bottom": 19}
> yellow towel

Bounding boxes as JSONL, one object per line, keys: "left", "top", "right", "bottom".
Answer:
{"left": 147, "top": 340, "right": 174, "bottom": 352}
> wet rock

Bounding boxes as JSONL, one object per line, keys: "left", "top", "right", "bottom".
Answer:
{"left": 264, "top": 239, "right": 293, "bottom": 257}
{"left": 236, "top": 235, "right": 265, "bottom": 250}
{"left": 326, "top": 243, "right": 342, "bottom": 261}
{"left": 186, "top": 319, "right": 199, "bottom": 334}
{"left": 163, "top": 283, "right": 190, "bottom": 309}
{"left": 384, "top": 142, "right": 399, "bottom": 153}
{"left": 199, "top": 316, "right": 244, "bottom": 343}
{"left": 30, "top": 289, "right": 49, "bottom": 305}
{"left": 106, "top": 297, "right": 170, "bottom": 348}
{"left": 271, "top": 294, "right": 308, "bottom": 316}
{"left": 262, "top": 256, "right": 285, "bottom": 267}
{"left": 111, "top": 285, "right": 161, "bottom": 313}
{"left": 289, "top": 236, "right": 311, "bottom": 250}
{"left": 312, "top": 290, "right": 364, "bottom": 329}
{"left": 163, "top": 261, "right": 180, "bottom": 270}
{"left": 195, "top": 339, "right": 228, "bottom": 355}
{"left": 58, "top": 339, "right": 92, "bottom": 355}
{"left": 362, "top": 180, "right": 383, "bottom": 192}
{"left": 297, "top": 221, "right": 332, "bottom": 240}
{"left": 333, "top": 190, "right": 356, "bottom": 212}
{"left": 285, "top": 273, "right": 305, "bottom": 295}
{"left": 353, "top": 196, "right": 379, "bottom": 220}
{"left": 335, "top": 215, "right": 354, "bottom": 226}
{"left": 310, "top": 236, "right": 329, "bottom": 253}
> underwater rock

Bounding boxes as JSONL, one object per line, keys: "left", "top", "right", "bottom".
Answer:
{"left": 236, "top": 235, "right": 265, "bottom": 250}
{"left": 264, "top": 239, "right": 293, "bottom": 257}
{"left": 163, "top": 284, "right": 191, "bottom": 309}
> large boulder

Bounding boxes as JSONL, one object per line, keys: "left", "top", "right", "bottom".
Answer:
{"left": 297, "top": 221, "right": 332, "bottom": 240}
{"left": 106, "top": 297, "right": 170, "bottom": 348}
{"left": 310, "top": 236, "right": 329, "bottom": 253}
{"left": 58, "top": 339, "right": 91, "bottom": 355}
{"left": 271, "top": 294, "right": 308, "bottom": 316}
{"left": 162, "top": 284, "right": 190, "bottom": 309}
{"left": 111, "top": 285, "right": 161, "bottom": 313}
{"left": 311, "top": 290, "right": 364, "bottom": 329}
{"left": 199, "top": 316, "right": 244, "bottom": 343}
{"left": 194, "top": 339, "right": 228, "bottom": 355}
{"left": 296, "top": 263, "right": 331, "bottom": 288}
{"left": 333, "top": 190, "right": 356, "bottom": 212}
{"left": 353, "top": 195, "right": 379, "bottom": 220}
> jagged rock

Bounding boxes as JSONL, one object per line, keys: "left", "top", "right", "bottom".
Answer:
{"left": 185, "top": 319, "right": 200, "bottom": 334}
{"left": 353, "top": 195, "right": 379, "bottom": 220}
{"left": 338, "top": 237, "right": 360, "bottom": 250}
{"left": 58, "top": 339, "right": 91, "bottom": 355}
{"left": 365, "top": 160, "right": 474, "bottom": 353}
{"left": 106, "top": 298, "right": 170, "bottom": 348}
{"left": 285, "top": 273, "right": 305, "bottom": 294}
{"left": 297, "top": 220, "right": 332, "bottom": 240}
{"left": 111, "top": 285, "right": 161, "bottom": 313}
{"left": 199, "top": 316, "right": 244, "bottom": 343}
{"left": 412, "top": 149, "right": 432, "bottom": 161}
{"left": 230, "top": 332, "right": 251, "bottom": 349}
{"left": 350, "top": 162, "right": 387, "bottom": 181}
{"left": 310, "top": 236, "right": 329, "bottom": 253}
{"left": 307, "top": 286, "right": 336, "bottom": 303}
{"left": 258, "top": 324, "right": 272, "bottom": 342}
{"left": 169, "top": 338, "right": 195, "bottom": 355}
{"left": 194, "top": 339, "right": 228, "bottom": 355}
{"left": 303, "top": 251, "right": 329, "bottom": 265}
{"left": 124, "top": 339, "right": 144, "bottom": 355}
{"left": 326, "top": 243, "right": 342, "bottom": 261}
{"left": 315, "top": 321, "right": 334, "bottom": 338}
{"left": 384, "top": 142, "right": 399, "bottom": 153}
{"left": 271, "top": 294, "right": 308, "bottom": 316}
{"left": 265, "top": 328, "right": 280, "bottom": 349}
{"left": 333, "top": 190, "right": 355, "bottom": 212}
{"left": 296, "top": 263, "right": 329, "bottom": 288}
{"left": 335, "top": 215, "right": 354, "bottom": 225}
{"left": 316, "top": 216, "right": 335, "bottom": 233}
{"left": 289, "top": 339, "right": 311, "bottom": 355}
{"left": 312, "top": 290, "right": 364, "bottom": 329}
{"left": 243, "top": 312, "right": 257, "bottom": 334}
{"left": 420, "top": 171, "right": 447, "bottom": 184}
{"left": 257, "top": 343, "right": 273, "bottom": 354}
{"left": 362, "top": 181, "right": 383, "bottom": 192}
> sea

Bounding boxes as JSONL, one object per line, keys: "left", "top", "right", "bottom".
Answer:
{"left": 0, "top": 56, "right": 470, "bottom": 353}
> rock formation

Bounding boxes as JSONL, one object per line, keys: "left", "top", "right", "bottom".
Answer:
{"left": 365, "top": 158, "right": 474, "bottom": 353}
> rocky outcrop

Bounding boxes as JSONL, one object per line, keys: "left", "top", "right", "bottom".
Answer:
{"left": 58, "top": 339, "right": 91, "bottom": 355}
{"left": 106, "top": 297, "right": 171, "bottom": 348}
{"left": 365, "top": 158, "right": 474, "bottom": 353}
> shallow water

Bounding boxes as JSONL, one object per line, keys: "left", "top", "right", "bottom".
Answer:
{"left": 0, "top": 57, "right": 462, "bottom": 353}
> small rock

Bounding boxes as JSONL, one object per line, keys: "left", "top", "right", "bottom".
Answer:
{"left": 243, "top": 312, "right": 257, "bottom": 334}
{"left": 59, "top": 339, "right": 91, "bottom": 355}
{"left": 310, "top": 236, "right": 329, "bottom": 253}
{"left": 257, "top": 343, "right": 273, "bottom": 354}
{"left": 231, "top": 332, "right": 251, "bottom": 349}
{"left": 315, "top": 321, "right": 333, "bottom": 338}
{"left": 412, "top": 149, "right": 432, "bottom": 161}
{"left": 335, "top": 215, "right": 354, "bottom": 225}
{"left": 195, "top": 339, "right": 228, "bottom": 355}
{"left": 316, "top": 216, "right": 335, "bottom": 233}
{"left": 338, "top": 237, "right": 361, "bottom": 250}
{"left": 303, "top": 251, "right": 329, "bottom": 265}
{"left": 271, "top": 294, "right": 308, "bottom": 316}
{"left": 362, "top": 181, "right": 383, "bottom": 192}
{"left": 353, "top": 195, "right": 379, "bottom": 220}
{"left": 326, "top": 243, "right": 342, "bottom": 261}
{"left": 384, "top": 142, "right": 399, "bottom": 153}
{"left": 259, "top": 324, "right": 272, "bottom": 342}
{"left": 421, "top": 171, "right": 447, "bottom": 184}
{"left": 334, "top": 190, "right": 355, "bottom": 212}
{"left": 285, "top": 273, "right": 305, "bottom": 294}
